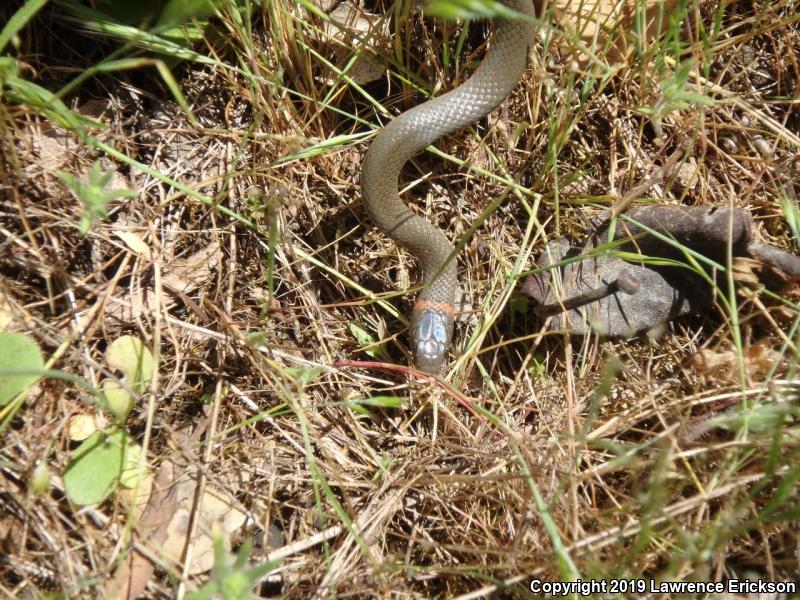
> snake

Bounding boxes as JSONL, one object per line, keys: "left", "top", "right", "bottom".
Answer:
{"left": 361, "top": 0, "right": 535, "bottom": 372}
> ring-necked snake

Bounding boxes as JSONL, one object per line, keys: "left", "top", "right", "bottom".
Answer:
{"left": 362, "top": 0, "right": 535, "bottom": 372}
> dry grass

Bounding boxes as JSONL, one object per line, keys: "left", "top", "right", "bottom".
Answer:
{"left": 1, "top": 0, "right": 799, "bottom": 597}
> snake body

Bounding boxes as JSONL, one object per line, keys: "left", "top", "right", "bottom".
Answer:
{"left": 362, "top": 0, "right": 534, "bottom": 372}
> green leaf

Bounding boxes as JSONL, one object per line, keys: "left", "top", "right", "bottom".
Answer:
{"left": 760, "top": 465, "right": 800, "bottom": 519}
{"left": 186, "top": 535, "right": 280, "bottom": 600}
{"left": 348, "top": 322, "right": 390, "bottom": 361}
{"left": 242, "top": 558, "right": 282, "bottom": 588}
{"left": 349, "top": 403, "right": 373, "bottom": 417}
{"left": 106, "top": 335, "right": 154, "bottom": 395}
{"left": 0, "top": 56, "right": 19, "bottom": 84}
{"left": 220, "top": 571, "right": 250, "bottom": 599}
{"left": 346, "top": 395, "right": 405, "bottom": 417}
{"left": 282, "top": 366, "right": 323, "bottom": 387}
{"left": 425, "top": 0, "right": 531, "bottom": 20}
{"left": 527, "top": 356, "right": 546, "bottom": 378}
{"left": 3, "top": 75, "right": 89, "bottom": 131}
{"left": 0, "top": 0, "right": 49, "bottom": 54}
{"left": 780, "top": 196, "right": 800, "bottom": 249}
{"left": 157, "top": 0, "right": 217, "bottom": 29}
{"left": 66, "top": 0, "right": 163, "bottom": 27}
{"left": 153, "top": 60, "right": 197, "bottom": 125}
{"left": 348, "top": 396, "right": 405, "bottom": 409}
{"left": 63, "top": 428, "right": 142, "bottom": 505}
{"left": 103, "top": 380, "right": 134, "bottom": 421}
{"left": 719, "top": 402, "right": 793, "bottom": 434}
{"left": 118, "top": 439, "right": 147, "bottom": 488}
{"left": 0, "top": 332, "right": 44, "bottom": 407}
{"left": 274, "top": 132, "right": 370, "bottom": 164}
{"left": 57, "top": 160, "right": 137, "bottom": 234}
{"left": 56, "top": 0, "right": 213, "bottom": 62}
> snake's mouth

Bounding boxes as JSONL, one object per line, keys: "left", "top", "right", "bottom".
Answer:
{"left": 410, "top": 301, "right": 455, "bottom": 373}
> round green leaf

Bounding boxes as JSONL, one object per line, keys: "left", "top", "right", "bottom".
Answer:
{"left": 118, "top": 439, "right": 148, "bottom": 489}
{"left": 103, "top": 380, "right": 134, "bottom": 421}
{"left": 64, "top": 428, "right": 142, "bottom": 505}
{"left": 106, "top": 335, "right": 153, "bottom": 394}
{"left": 0, "top": 331, "right": 43, "bottom": 407}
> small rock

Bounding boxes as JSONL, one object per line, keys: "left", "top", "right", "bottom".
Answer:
{"left": 719, "top": 137, "right": 737, "bottom": 153}
{"left": 752, "top": 136, "right": 773, "bottom": 157}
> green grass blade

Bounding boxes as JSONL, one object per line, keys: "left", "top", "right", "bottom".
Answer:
{"left": 0, "top": 0, "right": 49, "bottom": 54}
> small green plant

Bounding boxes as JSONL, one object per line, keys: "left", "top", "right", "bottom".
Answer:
{"left": 0, "top": 331, "right": 44, "bottom": 407}
{"left": 348, "top": 322, "right": 391, "bottom": 362}
{"left": 639, "top": 58, "right": 714, "bottom": 120}
{"left": 282, "top": 366, "right": 324, "bottom": 388}
{"left": 57, "top": 160, "right": 136, "bottom": 235}
{"left": 63, "top": 335, "right": 153, "bottom": 505}
{"left": 186, "top": 537, "right": 280, "bottom": 600}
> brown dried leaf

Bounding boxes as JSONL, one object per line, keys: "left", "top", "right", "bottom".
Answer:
{"left": 310, "top": 0, "right": 338, "bottom": 11}
{"left": 106, "top": 461, "right": 178, "bottom": 600}
{"left": 117, "top": 469, "right": 155, "bottom": 522}
{"left": 319, "top": 2, "right": 387, "bottom": 84}
{"left": 20, "top": 121, "right": 75, "bottom": 173}
{"left": 691, "top": 348, "right": 738, "bottom": 375}
{"left": 105, "top": 240, "right": 220, "bottom": 322}
{"left": 66, "top": 413, "right": 104, "bottom": 441}
{"left": 732, "top": 256, "right": 764, "bottom": 288}
{"left": 691, "top": 344, "right": 783, "bottom": 382}
{"left": 326, "top": 2, "right": 374, "bottom": 36}
{"left": 554, "top": 0, "right": 679, "bottom": 66}
{"left": 158, "top": 465, "right": 248, "bottom": 575}
{"left": 0, "top": 289, "right": 13, "bottom": 332}
{"left": 114, "top": 230, "right": 152, "bottom": 260}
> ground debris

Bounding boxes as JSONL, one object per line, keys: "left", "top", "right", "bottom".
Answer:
{"left": 522, "top": 205, "right": 800, "bottom": 336}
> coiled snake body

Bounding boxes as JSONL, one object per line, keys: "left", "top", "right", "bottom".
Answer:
{"left": 362, "top": 0, "right": 534, "bottom": 372}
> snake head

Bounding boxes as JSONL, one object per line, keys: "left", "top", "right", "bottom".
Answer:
{"left": 410, "top": 303, "right": 455, "bottom": 373}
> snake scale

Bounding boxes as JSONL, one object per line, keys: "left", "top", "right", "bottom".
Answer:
{"left": 362, "top": 0, "right": 535, "bottom": 372}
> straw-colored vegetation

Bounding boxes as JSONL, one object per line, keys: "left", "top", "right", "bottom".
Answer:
{"left": 1, "top": 0, "right": 799, "bottom": 597}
